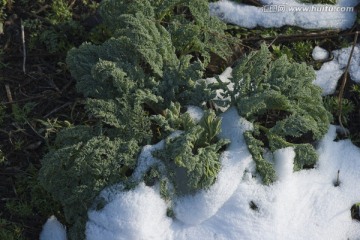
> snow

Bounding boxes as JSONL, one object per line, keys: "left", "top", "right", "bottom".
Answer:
{"left": 209, "top": 0, "right": 358, "bottom": 30}
{"left": 86, "top": 183, "right": 172, "bottom": 240}
{"left": 335, "top": 44, "right": 360, "bottom": 83}
{"left": 312, "top": 46, "right": 329, "bottom": 61}
{"left": 39, "top": 216, "right": 67, "bottom": 240}
{"left": 273, "top": 147, "right": 295, "bottom": 181}
{"left": 185, "top": 106, "right": 204, "bottom": 122}
{"left": 314, "top": 61, "right": 344, "bottom": 95}
{"left": 82, "top": 110, "right": 360, "bottom": 240}
{"left": 313, "top": 44, "right": 360, "bottom": 95}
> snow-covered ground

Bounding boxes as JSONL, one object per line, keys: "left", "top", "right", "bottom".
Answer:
{"left": 313, "top": 44, "right": 360, "bottom": 95}
{"left": 39, "top": 216, "right": 67, "bottom": 240}
{"left": 209, "top": 0, "right": 358, "bottom": 30}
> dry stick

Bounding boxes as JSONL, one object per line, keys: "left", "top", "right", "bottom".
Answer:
{"left": 43, "top": 102, "right": 72, "bottom": 118}
{"left": 5, "top": 84, "right": 13, "bottom": 103}
{"left": 34, "top": 4, "right": 50, "bottom": 14}
{"left": 244, "top": 0, "right": 263, "bottom": 7}
{"left": 338, "top": 31, "right": 359, "bottom": 134}
{"left": 241, "top": 30, "right": 360, "bottom": 44}
{"left": 21, "top": 19, "right": 26, "bottom": 74}
{"left": 267, "top": 35, "right": 279, "bottom": 48}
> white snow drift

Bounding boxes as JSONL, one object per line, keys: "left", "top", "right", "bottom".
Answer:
{"left": 313, "top": 44, "right": 360, "bottom": 95}
{"left": 209, "top": 0, "right": 358, "bottom": 30}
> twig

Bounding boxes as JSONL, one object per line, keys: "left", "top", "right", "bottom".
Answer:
{"left": 26, "top": 120, "right": 46, "bottom": 141}
{"left": 241, "top": 30, "right": 359, "bottom": 44}
{"left": 267, "top": 35, "right": 279, "bottom": 48}
{"left": 43, "top": 102, "right": 72, "bottom": 118}
{"left": 21, "top": 19, "right": 26, "bottom": 74}
{"left": 23, "top": 11, "right": 52, "bottom": 25}
{"left": 1, "top": 92, "right": 56, "bottom": 105}
{"left": 34, "top": 4, "right": 50, "bottom": 14}
{"left": 69, "top": 0, "right": 77, "bottom": 9}
{"left": 5, "top": 84, "right": 13, "bottom": 103}
{"left": 338, "top": 31, "right": 359, "bottom": 134}
{"left": 244, "top": 0, "right": 263, "bottom": 7}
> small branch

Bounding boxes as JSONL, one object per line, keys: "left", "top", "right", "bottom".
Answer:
{"left": 338, "top": 31, "right": 358, "bottom": 134}
{"left": 5, "top": 84, "right": 13, "bottom": 103}
{"left": 43, "top": 102, "right": 72, "bottom": 118}
{"left": 20, "top": 19, "right": 26, "bottom": 74}
{"left": 34, "top": 4, "right": 50, "bottom": 14}
{"left": 69, "top": 0, "right": 77, "bottom": 9}
{"left": 243, "top": 0, "right": 263, "bottom": 7}
{"left": 241, "top": 30, "right": 359, "bottom": 44}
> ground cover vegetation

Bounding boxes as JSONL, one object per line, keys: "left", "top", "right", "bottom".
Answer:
{"left": 0, "top": 0, "right": 359, "bottom": 239}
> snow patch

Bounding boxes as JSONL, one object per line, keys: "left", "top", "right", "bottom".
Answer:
{"left": 210, "top": 0, "right": 357, "bottom": 30}
{"left": 274, "top": 147, "right": 295, "bottom": 181}
{"left": 312, "top": 46, "right": 329, "bottom": 61}
{"left": 186, "top": 106, "right": 204, "bottom": 122}
{"left": 39, "top": 216, "right": 67, "bottom": 240}
{"left": 86, "top": 183, "right": 172, "bottom": 240}
{"left": 314, "top": 44, "right": 360, "bottom": 95}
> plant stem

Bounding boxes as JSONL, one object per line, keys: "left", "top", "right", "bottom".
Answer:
{"left": 338, "top": 31, "right": 359, "bottom": 134}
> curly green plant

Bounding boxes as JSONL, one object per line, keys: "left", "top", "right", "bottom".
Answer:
{"left": 39, "top": 126, "right": 140, "bottom": 239}
{"left": 324, "top": 96, "right": 355, "bottom": 125}
{"left": 154, "top": 110, "right": 229, "bottom": 195}
{"left": 151, "top": 102, "right": 196, "bottom": 140}
{"left": 219, "top": 45, "right": 332, "bottom": 185}
{"left": 100, "top": 0, "right": 234, "bottom": 65}
{"left": 39, "top": 1, "right": 234, "bottom": 239}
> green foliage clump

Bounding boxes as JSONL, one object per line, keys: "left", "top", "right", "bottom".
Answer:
{"left": 324, "top": 96, "right": 355, "bottom": 125}
{"left": 154, "top": 110, "right": 229, "bottom": 195}
{"left": 0, "top": 218, "right": 26, "bottom": 240}
{"left": 271, "top": 41, "right": 314, "bottom": 63}
{"left": 39, "top": 126, "right": 140, "bottom": 239}
{"left": 219, "top": 45, "right": 332, "bottom": 184}
{"left": 11, "top": 103, "right": 36, "bottom": 125}
{"left": 100, "top": 0, "right": 233, "bottom": 65}
{"left": 151, "top": 102, "right": 196, "bottom": 140}
{"left": 0, "top": 0, "right": 9, "bottom": 21}
{"left": 0, "top": 163, "right": 63, "bottom": 240}
{"left": 21, "top": 0, "right": 101, "bottom": 54}
{"left": 243, "top": 131, "right": 276, "bottom": 184}
{"left": 39, "top": 1, "right": 234, "bottom": 239}
{"left": 67, "top": 0, "right": 231, "bottom": 111}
